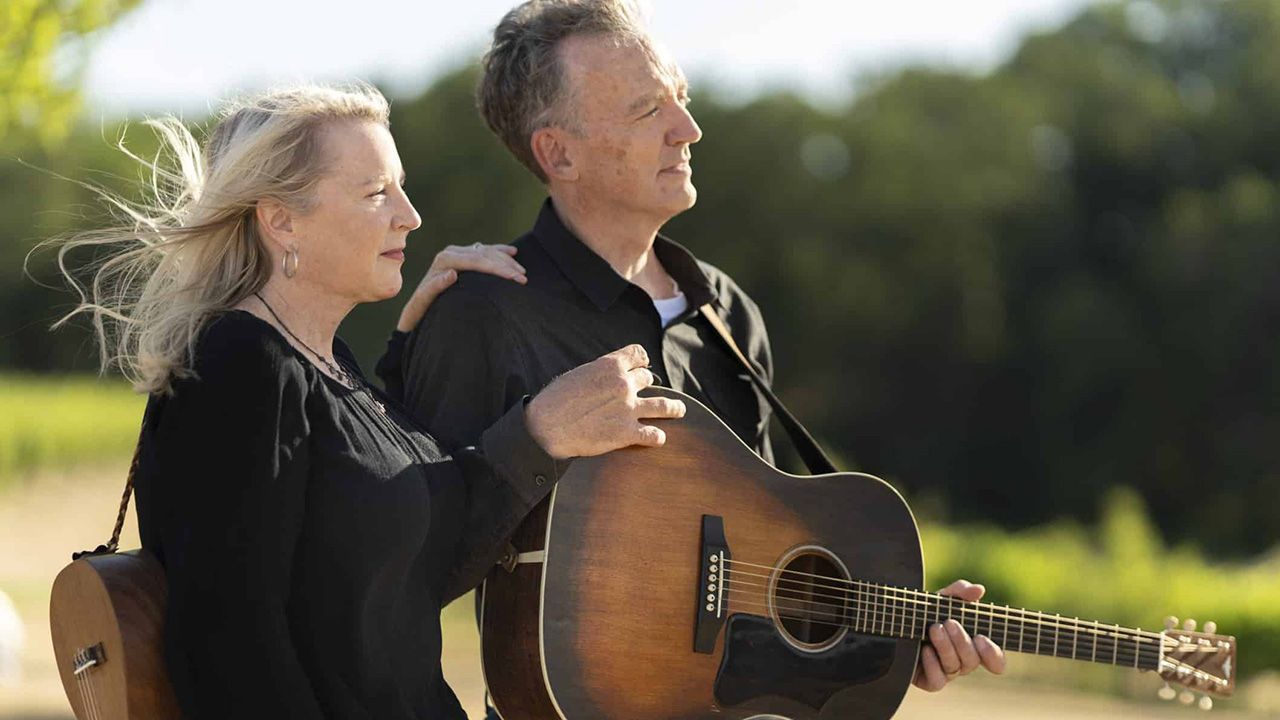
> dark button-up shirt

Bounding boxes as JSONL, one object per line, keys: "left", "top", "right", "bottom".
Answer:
{"left": 377, "top": 198, "right": 775, "bottom": 464}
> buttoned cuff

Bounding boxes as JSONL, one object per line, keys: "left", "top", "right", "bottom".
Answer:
{"left": 480, "top": 396, "right": 570, "bottom": 506}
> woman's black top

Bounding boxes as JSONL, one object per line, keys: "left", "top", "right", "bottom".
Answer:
{"left": 134, "top": 310, "right": 563, "bottom": 720}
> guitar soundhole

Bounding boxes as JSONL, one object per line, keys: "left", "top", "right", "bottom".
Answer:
{"left": 769, "top": 546, "right": 851, "bottom": 654}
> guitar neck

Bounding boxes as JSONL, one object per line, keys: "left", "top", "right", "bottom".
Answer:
{"left": 844, "top": 583, "right": 1163, "bottom": 671}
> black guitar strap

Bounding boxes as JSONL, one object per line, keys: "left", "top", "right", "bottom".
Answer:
{"left": 697, "top": 303, "right": 838, "bottom": 475}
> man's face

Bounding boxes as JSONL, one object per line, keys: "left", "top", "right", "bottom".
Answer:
{"left": 556, "top": 33, "right": 702, "bottom": 223}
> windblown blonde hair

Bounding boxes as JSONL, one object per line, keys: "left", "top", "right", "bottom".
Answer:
{"left": 38, "top": 83, "right": 390, "bottom": 395}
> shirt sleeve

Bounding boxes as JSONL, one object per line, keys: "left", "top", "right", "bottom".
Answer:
{"left": 400, "top": 283, "right": 533, "bottom": 450}
{"left": 440, "top": 399, "right": 569, "bottom": 604}
{"left": 150, "top": 322, "right": 324, "bottom": 720}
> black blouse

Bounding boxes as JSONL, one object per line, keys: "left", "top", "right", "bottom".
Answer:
{"left": 133, "top": 310, "right": 562, "bottom": 720}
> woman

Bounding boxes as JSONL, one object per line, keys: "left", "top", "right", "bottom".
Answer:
{"left": 47, "top": 83, "right": 685, "bottom": 719}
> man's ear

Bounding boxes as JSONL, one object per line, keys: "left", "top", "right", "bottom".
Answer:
{"left": 255, "top": 198, "right": 297, "bottom": 251}
{"left": 531, "top": 127, "right": 580, "bottom": 182}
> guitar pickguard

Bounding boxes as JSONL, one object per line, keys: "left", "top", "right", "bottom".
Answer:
{"left": 715, "top": 614, "right": 896, "bottom": 713}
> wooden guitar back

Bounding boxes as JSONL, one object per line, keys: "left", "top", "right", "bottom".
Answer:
{"left": 49, "top": 550, "right": 181, "bottom": 720}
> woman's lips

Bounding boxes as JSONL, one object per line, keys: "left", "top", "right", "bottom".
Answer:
{"left": 381, "top": 249, "right": 405, "bottom": 261}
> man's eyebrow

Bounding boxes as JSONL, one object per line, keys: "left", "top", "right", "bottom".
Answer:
{"left": 626, "top": 92, "right": 662, "bottom": 115}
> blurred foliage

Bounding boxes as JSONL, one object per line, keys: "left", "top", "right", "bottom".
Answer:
{"left": 0, "top": 373, "right": 143, "bottom": 485}
{"left": 4, "top": 0, "right": 1279, "bottom": 557}
{"left": 923, "top": 486, "right": 1280, "bottom": 684}
{"left": 0, "top": 0, "right": 141, "bottom": 145}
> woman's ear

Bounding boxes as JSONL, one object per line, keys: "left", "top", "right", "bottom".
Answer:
{"left": 531, "top": 127, "right": 580, "bottom": 183}
{"left": 255, "top": 199, "right": 297, "bottom": 252}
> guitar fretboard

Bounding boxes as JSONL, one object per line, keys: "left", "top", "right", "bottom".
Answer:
{"left": 725, "top": 565, "right": 1163, "bottom": 670}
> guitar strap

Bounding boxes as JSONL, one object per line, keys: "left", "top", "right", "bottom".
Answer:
{"left": 697, "top": 303, "right": 838, "bottom": 475}
{"left": 74, "top": 411, "right": 146, "bottom": 561}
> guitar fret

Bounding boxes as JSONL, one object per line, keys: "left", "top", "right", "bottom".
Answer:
{"left": 1111, "top": 624, "right": 1119, "bottom": 665}
{"left": 1018, "top": 610, "right": 1025, "bottom": 654}
{"left": 1071, "top": 617, "right": 1078, "bottom": 660}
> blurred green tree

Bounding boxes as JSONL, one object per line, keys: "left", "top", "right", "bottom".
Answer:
{"left": 0, "top": 0, "right": 141, "bottom": 145}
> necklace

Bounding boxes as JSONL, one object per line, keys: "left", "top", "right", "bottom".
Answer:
{"left": 253, "top": 291, "right": 356, "bottom": 389}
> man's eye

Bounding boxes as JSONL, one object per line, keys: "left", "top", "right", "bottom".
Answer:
{"left": 642, "top": 107, "right": 659, "bottom": 119}
{"left": 370, "top": 187, "right": 387, "bottom": 197}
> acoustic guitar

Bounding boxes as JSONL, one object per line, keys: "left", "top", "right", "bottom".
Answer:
{"left": 481, "top": 387, "right": 1237, "bottom": 719}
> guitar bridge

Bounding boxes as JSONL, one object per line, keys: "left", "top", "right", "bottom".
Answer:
{"left": 72, "top": 643, "right": 106, "bottom": 676}
{"left": 694, "top": 515, "right": 731, "bottom": 654}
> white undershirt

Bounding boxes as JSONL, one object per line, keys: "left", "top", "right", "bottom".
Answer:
{"left": 652, "top": 290, "right": 689, "bottom": 327}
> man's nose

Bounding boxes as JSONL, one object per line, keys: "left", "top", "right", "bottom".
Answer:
{"left": 669, "top": 103, "right": 702, "bottom": 145}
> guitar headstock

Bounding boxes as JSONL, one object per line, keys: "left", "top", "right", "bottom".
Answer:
{"left": 1157, "top": 617, "right": 1236, "bottom": 710}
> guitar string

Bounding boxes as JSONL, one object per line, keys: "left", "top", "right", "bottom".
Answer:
{"left": 724, "top": 557, "right": 1166, "bottom": 643}
{"left": 89, "top": 664, "right": 104, "bottom": 720}
{"left": 82, "top": 666, "right": 101, "bottom": 720}
{"left": 721, "top": 569, "right": 1161, "bottom": 650}
{"left": 721, "top": 558, "right": 1165, "bottom": 644}
{"left": 717, "top": 588, "right": 1160, "bottom": 665}
{"left": 74, "top": 672, "right": 90, "bottom": 720}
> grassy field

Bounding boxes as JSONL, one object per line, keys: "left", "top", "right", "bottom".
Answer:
{"left": 0, "top": 375, "right": 143, "bottom": 490}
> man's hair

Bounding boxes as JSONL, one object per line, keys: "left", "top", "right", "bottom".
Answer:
{"left": 478, "top": 0, "right": 647, "bottom": 182}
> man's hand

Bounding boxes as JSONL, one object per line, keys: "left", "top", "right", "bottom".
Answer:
{"left": 912, "top": 579, "right": 1006, "bottom": 692}
{"left": 525, "top": 344, "right": 686, "bottom": 459}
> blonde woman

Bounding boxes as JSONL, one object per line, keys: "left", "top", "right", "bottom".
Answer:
{"left": 47, "top": 84, "right": 684, "bottom": 719}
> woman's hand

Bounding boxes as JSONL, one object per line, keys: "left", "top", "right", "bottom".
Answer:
{"left": 525, "top": 344, "right": 687, "bottom": 460}
{"left": 397, "top": 243, "right": 526, "bottom": 332}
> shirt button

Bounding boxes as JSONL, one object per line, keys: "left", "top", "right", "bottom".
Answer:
{"left": 535, "top": 474, "right": 547, "bottom": 486}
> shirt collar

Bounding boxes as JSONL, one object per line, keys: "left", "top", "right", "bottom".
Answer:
{"left": 531, "top": 198, "right": 717, "bottom": 312}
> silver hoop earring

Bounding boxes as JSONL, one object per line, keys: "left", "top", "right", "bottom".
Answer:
{"left": 282, "top": 247, "right": 299, "bottom": 279}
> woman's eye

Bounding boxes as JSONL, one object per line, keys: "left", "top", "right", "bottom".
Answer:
{"left": 370, "top": 187, "right": 387, "bottom": 197}
{"left": 641, "top": 107, "right": 659, "bottom": 119}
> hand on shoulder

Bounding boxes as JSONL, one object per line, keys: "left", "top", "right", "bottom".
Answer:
{"left": 397, "top": 243, "right": 526, "bottom": 332}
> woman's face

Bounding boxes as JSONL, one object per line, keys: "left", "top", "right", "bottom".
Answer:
{"left": 292, "top": 119, "right": 421, "bottom": 304}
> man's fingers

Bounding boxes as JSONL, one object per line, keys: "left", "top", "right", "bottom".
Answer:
{"left": 607, "top": 344, "right": 650, "bottom": 371}
{"left": 947, "top": 621, "right": 982, "bottom": 673}
{"left": 635, "top": 396, "right": 686, "bottom": 419}
{"left": 634, "top": 424, "right": 667, "bottom": 447}
{"left": 929, "top": 622, "right": 962, "bottom": 675}
{"left": 628, "top": 366, "right": 656, "bottom": 391}
{"left": 938, "top": 579, "right": 985, "bottom": 602}
{"left": 976, "top": 635, "right": 1006, "bottom": 674}
{"left": 914, "top": 645, "right": 947, "bottom": 692}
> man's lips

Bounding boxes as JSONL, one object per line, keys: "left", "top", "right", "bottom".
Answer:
{"left": 380, "top": 248, "right": 405, "bottom": 260}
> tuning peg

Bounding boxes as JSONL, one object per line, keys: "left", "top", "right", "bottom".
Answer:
{"left": 1180, "top": 690, "right": 1195, "bottom": 704}
{"left": 1164, "top": 616, "right": 1179, "bottom": 630}
{"left": 1184, "top": 618, "right": 1197, "bottom": 631}
{"left": 1158, "top": 682, "right": 1177, "bottom": 700}
{"left": 1198, "top": 694, "right": 1213, "bottom": 711}
{"left": 1203, "top": 621, "right": 1217, "bottom": 634}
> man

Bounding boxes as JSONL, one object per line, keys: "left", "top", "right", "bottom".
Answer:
{"left": 384, "top": 0, "right": 1004, "bottom": 712}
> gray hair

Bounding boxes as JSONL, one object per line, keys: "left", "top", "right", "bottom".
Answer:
{"left": 478, "top": 0, "right": 648, "bottom": 182}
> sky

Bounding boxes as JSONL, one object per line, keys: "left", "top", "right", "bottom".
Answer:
{"left": 83, "top": 0, "right": 1096, "bottom": 116}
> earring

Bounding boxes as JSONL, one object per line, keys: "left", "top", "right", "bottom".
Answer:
{"left": 282, "top": 246, "right": 299, "bottom": 279}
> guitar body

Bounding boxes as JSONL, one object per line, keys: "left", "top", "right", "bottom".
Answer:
{"left": 483, "top": 388, "right": 925, "bottom": 719}
{"left": 49, "top": 549, "right": 182, "bottom": 720}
